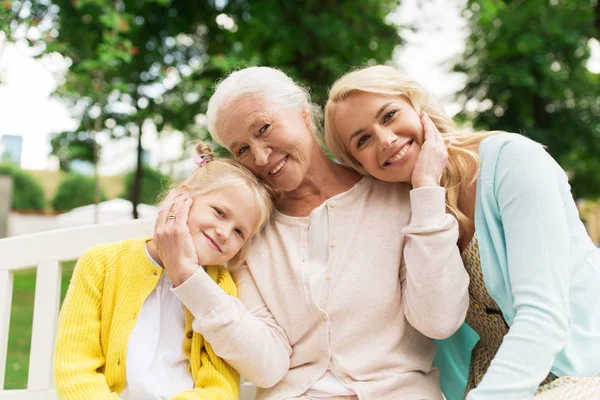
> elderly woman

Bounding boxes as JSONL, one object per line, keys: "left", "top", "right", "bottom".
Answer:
{"left": 153, "top": 66, "right": 470, "bottom": 400}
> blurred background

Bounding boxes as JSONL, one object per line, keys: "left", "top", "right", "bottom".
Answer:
{"left": 0, "top": 0, "right": 599, "bottom": 388}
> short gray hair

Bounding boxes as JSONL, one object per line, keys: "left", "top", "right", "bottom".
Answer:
{"left": 206, "top": 66, "right": 322, "bottom": 147}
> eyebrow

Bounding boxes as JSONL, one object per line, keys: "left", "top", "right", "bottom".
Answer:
{"left": 348, "top": 102, "right": 394, "bottom": 142}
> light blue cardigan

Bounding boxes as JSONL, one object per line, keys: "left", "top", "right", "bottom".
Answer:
{"left": 434, "top": 133, "right": 600, "bottom": 400}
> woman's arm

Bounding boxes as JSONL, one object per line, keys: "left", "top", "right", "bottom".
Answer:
{"left": 400, "top": 186, "right": 470, "bottom": 339}
{"left": 399, "top": 113, "right": 469, "bottom": 339}
{"left": 467, "top": 138, "right": 571, "bottom": 400}
{"left": 171, "top": 265, "right": 292, "bottom": 388}
{"left": 155, "top": 193, "right": 292, "bottom": 388}
{"left": 53, "top": 247, "right": 121, "bottom": 400}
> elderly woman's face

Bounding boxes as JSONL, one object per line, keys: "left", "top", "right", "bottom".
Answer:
{"left": 217, "top": 94, "right": 315, "bottom": 192}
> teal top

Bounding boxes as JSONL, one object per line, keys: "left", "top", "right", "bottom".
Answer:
{"left": 434, "top": 133, "right": 600, "bottom": 400}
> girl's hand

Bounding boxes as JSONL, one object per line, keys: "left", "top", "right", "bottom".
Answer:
{"left": 411, "top": 112, "right": 448, "bottom": 188}
{"left": 153, "top": 189, "right": 199, "bottom": 287}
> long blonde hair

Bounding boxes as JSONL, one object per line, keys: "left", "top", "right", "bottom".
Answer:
{"left": 325, "top": 65, "right": 498, "bottom": 239}
{"left": 168, "top": 142, "right": 274, "bottom": 268}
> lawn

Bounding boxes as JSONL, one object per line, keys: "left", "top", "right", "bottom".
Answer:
{"left": 3, "top": 260, "right": 76, "bottom": 389}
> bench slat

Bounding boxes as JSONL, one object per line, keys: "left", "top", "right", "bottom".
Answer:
{"left": 27, "top": 261, "right": 62, "bottom": 391}
{"left": 0, "top": 270, "right": 14, "bottom": 389}
{"left": 0, "top": 389, "right": 57, "bottom": 399}
{"left": 0, "top": 220, "right": 154, "bottom": 271}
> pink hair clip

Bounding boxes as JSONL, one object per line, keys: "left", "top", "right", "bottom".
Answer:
{"left": 192, "top": 153, "right": 213, "bottom": 167}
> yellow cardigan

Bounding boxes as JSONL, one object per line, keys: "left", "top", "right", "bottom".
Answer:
{"left": 54, "top": 238, "right": 240, "bottom": 400}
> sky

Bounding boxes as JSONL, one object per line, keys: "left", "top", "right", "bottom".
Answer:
{"left": 0, "top": 0, "right": 598, "bottom": 172}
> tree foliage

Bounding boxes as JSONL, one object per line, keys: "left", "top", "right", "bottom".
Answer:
{"left": 0, "top": 163, "right": 46, "bottom": 211}
{"left": 2, "top": 0, "right": 403, "bottom": 216}
{"left": 52, "top": 172, "right": 106, "bottom": 211}
{"left": 120, "top": 165, "right": 171, "bottom": 205}
{"left": 455, "top": 0, "right": 600, "bottom": 198}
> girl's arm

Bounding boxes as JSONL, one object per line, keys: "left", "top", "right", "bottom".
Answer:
{"left": 53, "top": 247, "right": 121, "bottom": 400}
{"left": 467, "top": 138, "right": 571, "bottom": 400}
{"left": 171, "top": 264, "right": 292, "bottom": 389}
{"left": 400, "top": 186, "right": 470, "bottom": 339}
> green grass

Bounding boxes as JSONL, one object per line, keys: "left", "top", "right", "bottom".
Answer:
{"left": 3, "top": 261, "right": 76, "bottom": 389}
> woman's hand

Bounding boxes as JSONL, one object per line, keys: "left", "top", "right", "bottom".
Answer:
{"left": 411, "top": 112, "right": 448, "bottom": 188}
{"left": 153, "top": 189, "right": 199, "bottom": 287}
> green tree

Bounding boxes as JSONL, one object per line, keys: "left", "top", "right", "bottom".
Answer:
{"left": 3, "top": 0, "right": 403, "bottom": 215}
{"left": 52, "top": 172, "right": 106, "bottom": 211}
{"left": 0, "top": 163, "right": 46, "bottom": 211}
{"left": 120, "top": 165, "right": 171, "bottom": 205}
{"left": 454, "top": 0, "right": 600, "bottom": 198}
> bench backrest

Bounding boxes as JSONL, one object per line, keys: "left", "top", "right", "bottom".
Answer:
{"left": 0, "top": 219, "right": 256, "bottom": 400}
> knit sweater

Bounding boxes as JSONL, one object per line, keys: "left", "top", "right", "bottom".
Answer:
{"left": 53, "top": 238, "right": 240, "bottom": 400}
{"left": 172, "top": 178, "right": 470, "bottom": 400}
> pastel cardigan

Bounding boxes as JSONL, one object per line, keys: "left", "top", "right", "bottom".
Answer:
{"left": 435, "top": 134, "right": 600, "bottom": 400}
{"left": 53, "top": 238, "right": 240, "bottom": 400}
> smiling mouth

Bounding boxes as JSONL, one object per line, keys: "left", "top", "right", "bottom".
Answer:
{"left": 383, "top": 140, "right": 414, "bottom": 166}
{"left": 203, "top": 232, "right": 221, "bottom": 252}
{"left": 269, "top": 155, "right": 289, "bottom": 175}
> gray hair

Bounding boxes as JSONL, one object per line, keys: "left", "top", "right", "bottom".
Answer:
{"left": 206, "top": 66, "right": 323, "bottom": 147}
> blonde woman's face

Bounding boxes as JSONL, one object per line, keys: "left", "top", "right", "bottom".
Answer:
{"left": 186, "top": 185, "right": 259, "bottom": 266}
{"left": 331, "top": 92, "right": 424, "bottom": 183}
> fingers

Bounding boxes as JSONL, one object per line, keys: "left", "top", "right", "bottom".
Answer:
{"left": 155, "top": 189, "right": 176, "bottom": 235}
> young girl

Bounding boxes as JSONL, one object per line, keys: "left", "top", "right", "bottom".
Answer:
{"left": 324, "top": 65, "right": 600, "bottom": 400}
{"left": 53, "top": 143, "right": 274, "bottom": 400}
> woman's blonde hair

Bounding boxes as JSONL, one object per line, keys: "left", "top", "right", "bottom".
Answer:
{"left": 170, "top": 142, "right": 274, "bottom": 268}
{"left": 325, "top": 65, "right": 498, "bottom": 240}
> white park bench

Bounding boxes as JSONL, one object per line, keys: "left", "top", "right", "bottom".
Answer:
{"left": 0, "top": 219, "right": 257, "bottom": 400}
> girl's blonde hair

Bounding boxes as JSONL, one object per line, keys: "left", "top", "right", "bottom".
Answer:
{"left": 325, "top": 65, "right": 498, "bottom": 240}
{"left": 172, "top": 141, "right": 274, "bottom": 268}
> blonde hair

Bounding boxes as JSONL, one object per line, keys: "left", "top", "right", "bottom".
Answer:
{"left": 206, "top": 66, "right": 323, "bottom": 147}
{"left": 325, "top": 65, "right": 498, "bottom": 240}
{"left": 171, "top": 142, "right": 274, "bottom": 268}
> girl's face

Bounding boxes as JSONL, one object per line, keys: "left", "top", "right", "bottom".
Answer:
{"left": 331, "top": 92, "right": 424, "bottom": 183}
{"left": 186, "top": 185, "right": 260, "bottom": 266}
{"left": 217, "top": 93, "right": 317, "bottom": 192}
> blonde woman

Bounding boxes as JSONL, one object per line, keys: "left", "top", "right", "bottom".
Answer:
{"left": 324, "top": 65, "right": 600, "bottom": 400}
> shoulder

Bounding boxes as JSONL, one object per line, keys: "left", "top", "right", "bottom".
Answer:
{"left": 351, "top": 176, "right": 412, "bottom": 204}
{"left": 76, "top": 238, "right": 144, "bottom": 274}
{"left": 479, "top": 133, "right": 547, "bottom": 166}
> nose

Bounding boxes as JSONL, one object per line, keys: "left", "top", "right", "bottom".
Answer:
{"left": 215, "top": 225, "right": 230, "bottom": 242}
{"left": 377, "top": 128, "right": 398, "bottom": 151}
{"left": 252, "top": 145, "right": 271, "bottom": 166}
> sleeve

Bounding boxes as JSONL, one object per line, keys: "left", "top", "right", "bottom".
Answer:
{"left": 53, "top": 247, "right": 121, "bottom": 400}
{"left": 467, "top": 139, "right": 571, "bottom": 400}
{"left": 171, "top": 267, "right": 240, "bottom": 400}
{"left": 171, "top": 263, "right": 292, "bottom": 388}
{"left": 171, "top": 343, "right": 240, "bottom": 400}
{"left": 400, "top": 186, "right": 470, "bottom": 339}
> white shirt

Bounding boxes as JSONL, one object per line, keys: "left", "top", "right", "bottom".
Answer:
{"left": 120, "top": 246, "right": 194, "bottom": 400}
{"left": 303, "top": 204, "right": 356, "bottom": 398}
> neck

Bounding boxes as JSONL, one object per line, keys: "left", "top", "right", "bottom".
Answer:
{"left": 277, "top": 150, "right": 361, "bottom": 216}
{"left": 145, "top": 240, "right": 164, "bottom": 268}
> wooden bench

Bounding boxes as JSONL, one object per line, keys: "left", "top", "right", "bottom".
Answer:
{"left": 0, "top": 219, "right": 256, "bottom": 400}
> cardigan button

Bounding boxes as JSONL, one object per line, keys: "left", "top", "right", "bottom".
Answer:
{"left": 187, "top": 331, "right": 193, "bottom": 339}
{"left": 153, "top": 271, "right": 158, "bottom": 276}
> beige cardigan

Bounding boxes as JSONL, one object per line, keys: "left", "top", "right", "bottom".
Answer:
{"left": 173, "top": 177, "right": 469, "bottom": 400}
